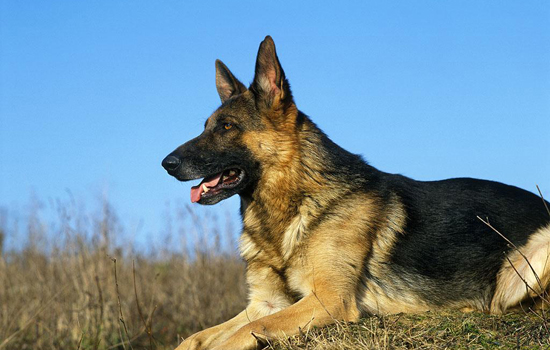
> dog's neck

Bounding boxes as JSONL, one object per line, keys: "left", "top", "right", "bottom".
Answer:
{"left": 239, "top": 112, "right": 372, "bottom": 260}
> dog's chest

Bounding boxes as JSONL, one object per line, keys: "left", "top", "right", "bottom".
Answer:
{"left": 284, "top": 257, "right": 316, "bottom": 297}
{"left": 240, "top": 210, "right": 316, "bottom": 296}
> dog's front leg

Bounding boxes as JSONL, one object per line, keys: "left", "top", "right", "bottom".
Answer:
{"left": 175, "top": 302, "right": 289, "bottom": 350}
{"left": 211, "top": 285, "right": 360, "bottom": 350}
{"left": 174, "top": 309, "right": 250, "bottom": 350}
{"left": 175, "top": 265, "right": 294, "bottom": 350}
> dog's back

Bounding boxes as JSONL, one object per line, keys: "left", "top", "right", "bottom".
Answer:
{"left": 368, "top": 174, "right": 550, "bottom": 313}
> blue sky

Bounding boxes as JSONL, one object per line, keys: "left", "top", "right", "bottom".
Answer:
{"left": 1, "top": 1, "right": 549, "bottom": 248}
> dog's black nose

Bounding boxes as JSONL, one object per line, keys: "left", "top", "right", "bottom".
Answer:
{"left": 162, "top": 155, "right": 181, "bottom": 171}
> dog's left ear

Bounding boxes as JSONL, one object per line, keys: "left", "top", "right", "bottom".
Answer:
{"left": 251, "top": 36, "right": 293, "bottom": 110}
{"left": 216, "top": 59, "right": 247, "bottom": 103}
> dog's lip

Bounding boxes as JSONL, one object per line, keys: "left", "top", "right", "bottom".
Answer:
{"left": 172, "top": 170, "right": 220, "bottom": 182}
{"left": 173, "top": 167, "right": 243, "bottom": 182}
{"left": 190, "top": 168, "right": 245, "bottom": 203}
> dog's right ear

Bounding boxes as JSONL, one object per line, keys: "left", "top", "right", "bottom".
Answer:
{"left": 215, "top": 59, "right": 247, "bottom": 103}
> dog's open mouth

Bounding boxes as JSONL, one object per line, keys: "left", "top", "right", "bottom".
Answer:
{"left": 190, "top": 168, "right": 244, "bottom": 203}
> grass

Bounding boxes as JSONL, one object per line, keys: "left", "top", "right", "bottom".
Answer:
{"left": 270, "top": 311, "right": 550, "bottom": 350}
{"left": 1, "top": 197, "right": 549, "bottom": 349}
{"left": 0, "top": 198, "right": 247, "bottom": 349}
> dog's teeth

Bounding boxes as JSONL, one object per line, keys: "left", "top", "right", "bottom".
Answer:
{"left": 229, "top": 170, "right": 236, "bottom": 176}
{"left": 223, "top": 175, "right": 229, "bottom": 181}
{"left": 202, "top": 184, "right": 209, "bottom": 193}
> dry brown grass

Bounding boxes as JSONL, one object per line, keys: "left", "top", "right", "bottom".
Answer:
{"left": 1, "top": 197, "right": 549, "bottom": 350}
{"left": 0, "top": 199, "right": 246, "bottom": 349}
{"left": 269, "top": 311, "right": 550, "bottom": 350}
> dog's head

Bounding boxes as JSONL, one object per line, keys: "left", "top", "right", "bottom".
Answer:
{"left": 162, "top": 36, "right": 299, "bottom": 205}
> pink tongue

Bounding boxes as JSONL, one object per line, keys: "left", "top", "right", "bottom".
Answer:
{"left": 190, "top": 172, "right": 224, "bottom": 203}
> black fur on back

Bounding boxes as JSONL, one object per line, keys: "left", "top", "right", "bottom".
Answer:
{"left": 385, "top": 175, "right": 549, "bottom": 304}
{"left": 302, "top": 111, "right": 549, "bottom": 306}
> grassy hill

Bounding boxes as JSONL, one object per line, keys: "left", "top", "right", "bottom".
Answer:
{"left": 1, "top": 200, "right": 549, "bottom": 349}
{"left": 269, "top": 311, "right": 549, "bottom": 350}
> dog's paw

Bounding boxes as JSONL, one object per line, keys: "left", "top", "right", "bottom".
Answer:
{"left": 210, "top": 325, "right": 266, "bottom": 350}
{"left": 175, "top": 333, "right": 202, "bottom": 350}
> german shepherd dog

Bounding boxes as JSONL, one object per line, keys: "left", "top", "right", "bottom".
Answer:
{"left": 162, "top": 36, "right": 550, "bottom": 350}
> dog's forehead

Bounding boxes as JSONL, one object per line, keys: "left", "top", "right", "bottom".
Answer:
{"left": 207, "top": 94, "right": 262, "bottom": 127}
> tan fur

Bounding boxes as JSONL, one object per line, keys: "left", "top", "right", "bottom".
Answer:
{"left": 281, "top": 212, "right": 307, "bottom": 260}
{"left": 177, "top": 105, "right": 375, "bottom": 349}
{"left": 358, "top": 197, "right": 432, "bottom": 314}
{"left": 172, "top": 37, "right": 550, "bottom": 350}
{"left": 491, "top": 224, "right": 550, "bottom": 314}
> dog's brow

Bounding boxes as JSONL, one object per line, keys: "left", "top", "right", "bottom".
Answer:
{"left": 218, "top": 114, "right": 234, "bottom": 122}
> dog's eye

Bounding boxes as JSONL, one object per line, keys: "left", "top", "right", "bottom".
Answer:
{"left": 223, "top": 123, "right": 233, "bottom": 130}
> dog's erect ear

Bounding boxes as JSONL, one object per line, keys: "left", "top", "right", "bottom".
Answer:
{"left": 215, "top": 59, "right": 247, "bottom": 103}
{"left": 251, "top": 36, "right": 293, "bottom": 110}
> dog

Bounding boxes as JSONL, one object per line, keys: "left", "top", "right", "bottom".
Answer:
{"left": 162, "top": 36, "right": 550, "bottom": 350}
